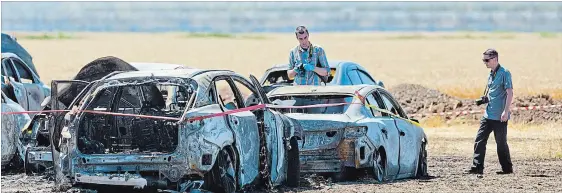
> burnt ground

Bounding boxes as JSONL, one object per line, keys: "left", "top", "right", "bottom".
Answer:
{"left": 3, "top": 156, "right": 562, "bottom": 193}
{"left": 280, "top": 156, "right": 562, "bottom": 193}
{"left": 2, "top": 83, "right": 561, "bottom": 192}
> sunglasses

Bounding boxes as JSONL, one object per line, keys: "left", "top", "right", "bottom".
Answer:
{"left": 482, "top": 57, "right": 495, "bottom": 62}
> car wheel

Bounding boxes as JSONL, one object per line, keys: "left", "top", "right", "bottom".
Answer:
{"left": 286, "top": 137, "right": 300, "bottom": 187}
{"left": 371, "top": 149, "right": 386, "bottom": 183}
{"left": 416, "top": 143, "right": 428, "bottom": 178}
{"left": 204, "top": 149, "right": 237, "bottom": 193}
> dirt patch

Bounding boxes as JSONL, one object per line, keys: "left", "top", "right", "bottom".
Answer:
{"left": 278, "top": 156, "right": 562, "bottom": 193}
{"left": 4, "top": 156, "right": 561, "bottom": 193}
{"left": 388, "top": 84, "right": 562, "bottom": 125}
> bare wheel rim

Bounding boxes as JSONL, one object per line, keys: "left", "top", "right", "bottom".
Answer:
{"left": 372, "top": 151, "right": 385, "bottom": 182}
{"left": 219, "top": 151, "right": 236, "bottom": 192}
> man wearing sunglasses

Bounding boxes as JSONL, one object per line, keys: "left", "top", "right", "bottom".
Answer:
{"left": 466, "top": 48, "right": 514, "bottom": 176}
{"left": 287, "top": 25, "right": 330, "bottom": 85}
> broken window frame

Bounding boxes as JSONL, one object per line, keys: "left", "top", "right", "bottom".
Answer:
{"left": 375, "top": 89, "right": 409, "bottom": 119}
{"left": 77, "top": 77, "right": 196, "bottom": 116}
{"left": 70, "top": 77, "right": 195, "bottom": 155}
{"left": 1, "top": 58, "right": 19, "bottom": 82}
{"left": 10, "top": 58, "right": 37, "bottom": 84}
{"left": 231, "top": 76, "right": 263, "bottom": 107}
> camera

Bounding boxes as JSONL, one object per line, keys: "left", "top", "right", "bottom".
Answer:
{"left": 295, "top": 63, "right": 305, "bottom": 74}
{"left": 475, "top": 96, "right": 489, "bottom": 106}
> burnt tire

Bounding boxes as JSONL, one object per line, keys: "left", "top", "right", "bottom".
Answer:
{"left": 416, "top": 143, "right": 428, "bottom": 178}
{"left": 204, "top": 149, "right": 237, "bottom": 193}
{"left": 285, "top": 137, "right": 300, "bottom": 187}
{"left": 371, "top": 149, "right": 387, "bottom": 183}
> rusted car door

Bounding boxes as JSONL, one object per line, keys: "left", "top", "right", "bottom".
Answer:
{"left": 49, "top": 80, "right": 93, "bottom": 185}
{"left": 212, "top": 77, "right": 261, "bottom": 186}
{"left": 10, "top": 58, "right": 46, "bottom": 111}
{"left": 1, "top": 58, "right": 28, "bottom": 110}
{"left": 367, "top": 90, "right": 401, "bottom": 179}
{"left": 249, "top": 74, "right": 287, "bottom": 184}
{"left": 377, "top": 89, "right": 419, "bottom": 177}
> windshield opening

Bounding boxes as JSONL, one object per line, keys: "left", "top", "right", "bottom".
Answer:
{"left": 76, "top": 77, "right": 195, "bottom": 155}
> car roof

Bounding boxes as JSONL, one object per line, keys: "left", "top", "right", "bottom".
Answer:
{"left": 1, "top": 52, "right": 21, "bottom": 60}
{"left": 129, "top": 62, "right": 190, "bottom": 71}
{"left": 267, "top": 84, "right": 382, "bottom": 96}
{"left": 104, "top": 68, "right": 235, "bottom": 81}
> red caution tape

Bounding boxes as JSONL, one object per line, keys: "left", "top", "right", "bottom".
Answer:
{"left": 3, "top": 103, "right": 560, "bottom": 121}
{"left": 410, "top": 104, "right": 562, "bottom": 117}
{"left": 1, "top": 104, "right": 268, "bottom": 122}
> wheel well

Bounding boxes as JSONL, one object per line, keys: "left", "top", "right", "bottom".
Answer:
{"left": 378, "top": 146, "right": 387, "bottom": 166}
{"left": 224, "top": 145, "right": 239, "bottom": 185}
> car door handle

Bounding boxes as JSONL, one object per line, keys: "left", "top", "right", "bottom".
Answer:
{"left": 381, "top": 128, "right": 387, "bottom": 134}
{"left": 399, "top": 131, "right": 405, "bottom": 136}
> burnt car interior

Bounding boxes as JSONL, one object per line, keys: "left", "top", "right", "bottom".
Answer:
{"left": 270, "top": 95, "right": 352, "bottom": 114}
{"left": 77, "top": 80, "right": 193, "bottom": 155}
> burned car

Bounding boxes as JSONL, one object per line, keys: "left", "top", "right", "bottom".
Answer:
{"left": 260, "top": 60, "right": 385, "bottom": 93}
{"left": 1, "top": 90, "right": 31, "bottom": 169}
{"left": 2, "top": 53, "right": 50, "bottom": 112}
{"left": 48, "top": 68, "right": 302, "bottom": 192}
{"left": 17, "top": 57, "right": 193, "bottom": 174}
{"left": 267, "top": 85, "right": 428, "bottom": 182}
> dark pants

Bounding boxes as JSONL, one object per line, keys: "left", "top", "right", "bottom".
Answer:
{"left": 471, "top": 118, "right": 513, "bottom": 172}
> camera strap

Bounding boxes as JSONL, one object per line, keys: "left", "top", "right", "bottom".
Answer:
{"left": 483, "top": 64, "right": 501, "bottom": 97}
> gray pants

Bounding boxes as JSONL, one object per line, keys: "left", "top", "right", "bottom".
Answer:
{"left": 471, "top": 118, "right": 513, "bottom": 172}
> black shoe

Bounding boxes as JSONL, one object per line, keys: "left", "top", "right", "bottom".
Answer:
{"left": 464, "top": 168, "right": 483, "bottom": 174}
{"left": 496, "top": 169, "right": 513, "bottom": 175}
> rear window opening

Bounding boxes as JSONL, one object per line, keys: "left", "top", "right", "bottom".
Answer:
{"left": 77, "top": 78, "right": 194, "bottom": 155}
{"left": 270, "top": 95, "right": 353, "bottom": 114}
{"left": 262, "top": 68, "right": 336, "bottom": 85}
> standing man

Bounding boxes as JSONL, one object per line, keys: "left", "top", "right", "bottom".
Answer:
{"left": 466, "top": 48, "right": 514, "bottom": 175}
{"left": 287, "top": 25, "right": 330, "bottom": 85}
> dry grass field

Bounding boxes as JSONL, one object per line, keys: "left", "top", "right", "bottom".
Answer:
{"left": 8, "top": 31, "right": 562, "bottom": 100}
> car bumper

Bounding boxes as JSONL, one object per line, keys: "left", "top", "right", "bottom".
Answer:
{"left": 300, "top": 136, "right": 374, "bottom": 173}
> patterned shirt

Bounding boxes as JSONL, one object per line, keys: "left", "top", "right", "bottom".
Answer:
{"left": 288, "top": 44, "right": 330, "bottom": 85}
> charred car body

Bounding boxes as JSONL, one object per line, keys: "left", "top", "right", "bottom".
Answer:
{"left": 17, "top": 57, "right": 183, "bottom": 173}
{"left": 260, "top": 60, "right": 385, "bottom": 93}
{"left": 1, "top": 33, "right": 50, "bottom": 170}
{"left": 48, "top": 67, "right": 303, "bottom": 192}
{"left": 267, "top": 85, "right": 428, "bottom": 182}
{"left": 1, "top": 90, "right": 31, "bottom": 168}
